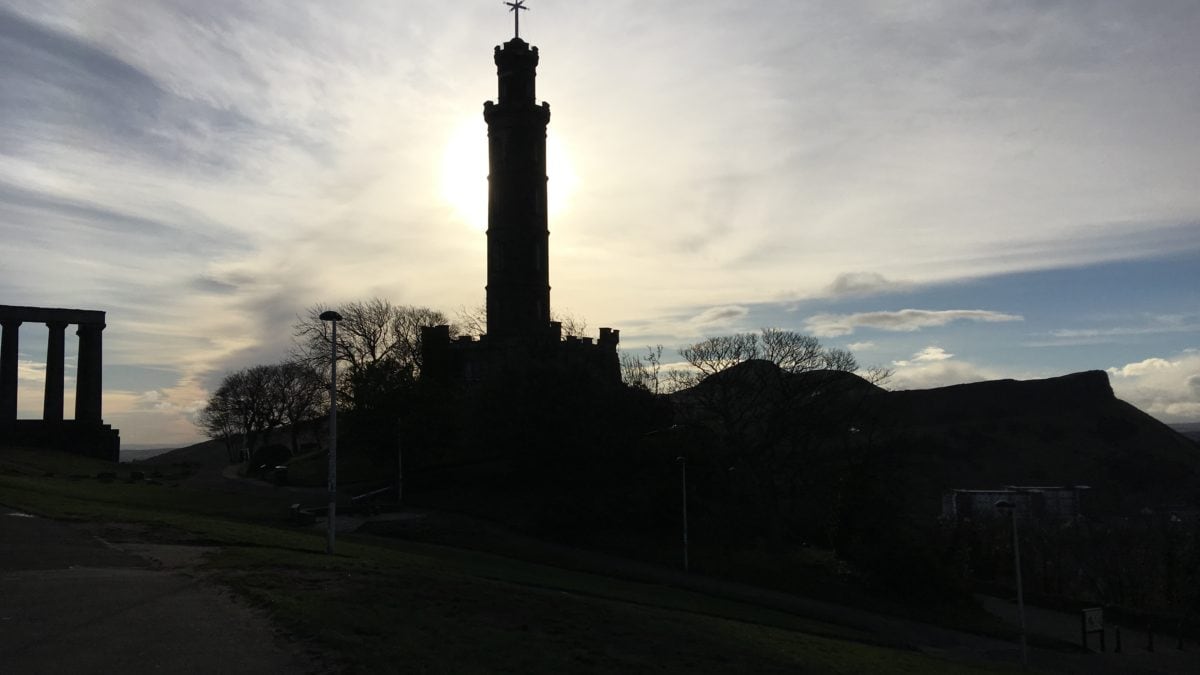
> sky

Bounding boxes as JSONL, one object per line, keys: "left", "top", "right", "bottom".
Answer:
{"left": 1, "top": 1, "right": 1198, "bottom": 445}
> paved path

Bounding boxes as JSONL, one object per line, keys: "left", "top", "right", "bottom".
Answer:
{"left": 979, "top": 594, "right": 1200, "bottom": 675}
{"left": 0, "top": 510, "right": 323, "bottom": 674}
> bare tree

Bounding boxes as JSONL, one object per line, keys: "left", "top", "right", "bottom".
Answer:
{"left": 195, "top": 362, "right": 326, "bottom": 461}
{"left": 195, "top": 366, "right": 275, "bottom": 461}
{"left": 552, "top": 308, "right": 589, "bottom": 339}
{"left": 670, "top": 328, "right": 886, "bottom": 545}
{"left": 197, "top": 393, "right": 240, "bottom": 463}
{"left": 679, "top": 332, "right": 760, "bottom": 379}
{"left": 270, "top": 361, "right": 327, "bottom": 453}
{"left": 621, "top": 344, "right": 666, "bottom": 394}
{"left": 293, "top": 298, "right": 452, "bottom": 404}
{"left": 457, "top": 303, "right": 591, "bottom": 340}
{"left": 760, "top": 328, "right": 823, "bottom": 373}
{"left": 455, "top": 303, "right": 487, "bottom": 338}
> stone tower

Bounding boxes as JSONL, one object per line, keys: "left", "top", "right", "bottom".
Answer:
{"left": 483, "top": 38, "right": 551, "bottom": 343}
{"left": 419, "top": 30, "right": 621, "bottom": 385}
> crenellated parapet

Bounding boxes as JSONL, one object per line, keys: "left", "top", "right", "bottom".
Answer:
{"left": 421, "top": 323, "right": 621, "bottom": 387}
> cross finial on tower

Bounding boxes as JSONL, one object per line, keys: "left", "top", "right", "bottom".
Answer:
{"left": 505, "top": 0, "right": 528, "bottom": 39}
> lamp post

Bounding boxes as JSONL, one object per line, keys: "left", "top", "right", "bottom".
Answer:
{"left": 644, "top": 424, "right": 694, "bottom": 573}
{"left": 320, "top": 310, "right": 342, "bottom": 555}
{"left": 996, "top": 499, "right": 1028, "bottom": 669}
{"left": 677, "top": 455, "right": 689, "bottom": 573}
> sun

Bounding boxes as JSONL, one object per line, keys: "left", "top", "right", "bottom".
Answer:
{"left": 441, "top": 118, "right": 577, "bottom": 231}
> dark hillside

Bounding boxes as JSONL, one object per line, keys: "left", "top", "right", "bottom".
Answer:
{"left": 876, "top": 371, "right": 1200, "bottom": 516}
{"left": 1172, "top": 422, "right": 1200, "bottom": 444}
{"left": 137, "top": 438, "right": 228, "bottom": 468}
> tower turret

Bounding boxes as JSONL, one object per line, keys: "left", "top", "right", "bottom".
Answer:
{"left": 484, "top": 38, "right": 551, "bottom": 343}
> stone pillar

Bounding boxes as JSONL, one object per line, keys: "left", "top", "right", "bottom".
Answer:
{"left": 1, "top": 319, "right": 20, "bottom": 424}
{"left": 43, "top": 321, "right": 67, "bottom": 423}
{"left": 74, "top": 322, "right": 104, "bottom": 423}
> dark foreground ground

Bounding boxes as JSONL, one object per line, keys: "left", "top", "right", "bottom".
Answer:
{"left": 4, "top": 444, "right": 1198, "bottom": 673}
{"left": 0, "top": 509, "right": 324, "bottom": 674}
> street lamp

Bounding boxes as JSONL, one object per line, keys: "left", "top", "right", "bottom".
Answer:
{"left": 677, "top": 455, "right": 689, "bottom": 573}
{"left": 995, "top": 499, "right": 1028, "bottom": 669}
{"left": 320, "top": 310, "right": 342, "bottom": 555}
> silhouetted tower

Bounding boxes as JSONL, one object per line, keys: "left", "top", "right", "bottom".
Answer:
{"left": 484, "top": 36, "right": 551, "bottom": 343}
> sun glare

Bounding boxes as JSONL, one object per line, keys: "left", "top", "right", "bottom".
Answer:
{"left": 441, "top": 118, "right": 577, "bottom": 231}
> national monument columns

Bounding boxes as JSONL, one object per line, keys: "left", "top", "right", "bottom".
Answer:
{"left": 0, "top": 305, "right": 118, "bottom": 460}
{"left": 75, "top": 322, "right": 104, "bottom": 423}
{"left": 43, "top": 321, "right": 68, "bottom": 422}
{"left": 0, "top": 318, "right": 21, "bottom": 422}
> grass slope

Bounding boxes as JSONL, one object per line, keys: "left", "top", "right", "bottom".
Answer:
{"left": 0, "top": 447, "right": 1009, "bottom": 674}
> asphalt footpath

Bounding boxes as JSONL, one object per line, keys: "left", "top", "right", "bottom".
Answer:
{"left": 0, "top": 509, "right": 323, "bottom": 674}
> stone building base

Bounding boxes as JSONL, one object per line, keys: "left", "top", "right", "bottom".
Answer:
{"left": 2, "top": 420, "right": 121, "bottom": 462}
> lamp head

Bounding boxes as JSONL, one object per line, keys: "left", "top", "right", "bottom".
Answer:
{"left": 319, "top": 310, "right": 343, "bottom": 322}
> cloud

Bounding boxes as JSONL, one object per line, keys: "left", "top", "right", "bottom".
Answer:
{"left": 1107, "top": 351, "right": 1200, "bottom": 422}
{"left": 0, "top": 5, "right": 259, "bottom": 169}
{"left": 1031, "top": 314, "right": 1200, "bottom": 346}
{"left": 826, "top": 272, "right": 901, "bottom": 297}
{"left": 189, "top": 275, "right": 240, "bottom": 295}
{"left": 16, "top": 358, "right": 46, "bottom": 383}
{"left": 133, "top": 389, "right": 182, "bottom": 413}
{"left": 888, "top": 359, "right": 998, "bottom": 391}
{"left": 689, "top": 305, "right": 749, "bottom": 327}
{"left": 804, "top": 309, "right": 1023, "bottom": 337}
{"left": 4, "top": 2, "right": 1200, "bottom": 442}
{"left": 1107, "top": 357, "right": 1172, "bottom": 378}
{"left": 846, "top": 341, "right": 875, "bottom": 351}
{"left": 893, "top": 346, "right": 953, "bottom": 367}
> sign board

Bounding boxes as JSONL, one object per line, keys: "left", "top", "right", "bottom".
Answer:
{"left": 1081, "top": 607, "right": 1105, "bottom": 652}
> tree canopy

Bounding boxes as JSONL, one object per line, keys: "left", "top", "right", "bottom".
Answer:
{"left": 293, "top": 298, "right": 451, "bottom": 407}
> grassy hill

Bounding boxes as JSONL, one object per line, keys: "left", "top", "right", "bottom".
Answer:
{"left": 0, "top": 446, "right": 1013, "bottom": 673}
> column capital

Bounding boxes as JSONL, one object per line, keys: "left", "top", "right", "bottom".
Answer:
{"left": 1, "top": 319, "right": 22, "bottom": 329}
{"left": 46, "top": 320, "right": 69, "bottom": 330}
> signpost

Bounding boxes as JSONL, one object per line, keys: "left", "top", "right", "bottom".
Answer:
{"left": 1081, "top": 607, "right": 1105, "bottom": 652}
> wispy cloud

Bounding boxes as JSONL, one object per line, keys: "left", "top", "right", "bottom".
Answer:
{"left": 690, "top": 305, "right": 749, "bottom": 327}
{"left": 1026, "top": 313, "right": 1200, "bottom": 347}
{"left": 825, "top": 272, "right": 904, "bottom": 297}
{"left": 3, "top": 1, "right": 1199, "bottom": 440}
{"left": 804, "top": 309, "right": 1023, "bottom": 337}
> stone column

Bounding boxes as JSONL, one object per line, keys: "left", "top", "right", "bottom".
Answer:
{"left": 43, "top": 321, "right": 67, "bottom": 423}
{"left": 1, "top": 319, "right": 20, "bottom": 424}
{"left": 74, "top": 322, "right": 104, "bottom": 423}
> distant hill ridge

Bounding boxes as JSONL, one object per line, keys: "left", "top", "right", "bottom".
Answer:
{"left": 886, "top": 370, "right": 1115, "bottom": 423}
{"left": 671, "top": 361, "right": 1198, "bottom": 515}
{"left": 149, "top": 365, "right": 1198, "bottom": 516}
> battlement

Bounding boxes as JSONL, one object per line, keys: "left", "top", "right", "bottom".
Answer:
{"left": 420, "top": 322, "right": 620, "bottom": 386}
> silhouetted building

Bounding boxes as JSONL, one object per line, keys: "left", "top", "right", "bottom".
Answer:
{"left": 942, "top": 485, "right": 1090, "bottom": 522}
{"left": 0, "top": 304, "right": 120, "bottom": 460}
{"left": 422, "top": 32, "right": 619, "bottom": 384}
